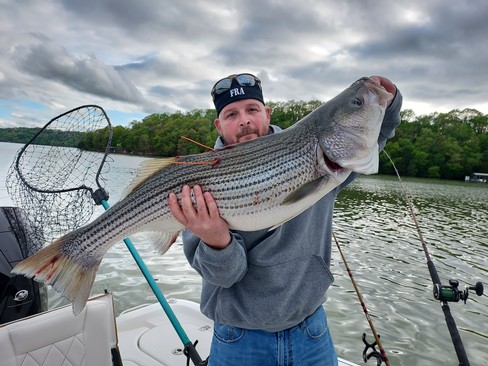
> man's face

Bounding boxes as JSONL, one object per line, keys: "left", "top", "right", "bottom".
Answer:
{"left": 214, "top": 99, "right": 271, "bottom": 145}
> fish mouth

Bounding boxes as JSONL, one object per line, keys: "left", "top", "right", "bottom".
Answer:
{"left": 362, "top": 77, "right": 393, "bottom": 109}
{"left": 319, "top": 144, "right": 378, "bottom": 176}
{"left": 324, "top": 153, "right": 343, "bottom": 172}
{"left": 317, "top": 145, "right": 348, "bottom": 176}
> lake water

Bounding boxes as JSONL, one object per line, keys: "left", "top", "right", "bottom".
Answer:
{"left": 1, "top": 141, "right": 487, "bottom": 365}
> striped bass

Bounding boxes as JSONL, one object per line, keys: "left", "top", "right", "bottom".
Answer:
{"left": 13, "top": 77, "right": 393, "bottom": 314}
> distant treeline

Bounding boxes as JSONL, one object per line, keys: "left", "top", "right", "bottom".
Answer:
{"left": 0, "top": 128, "right": 86, "bottom": 147}
{"left": 1, "top": 101, "right": 487, "bottom": 180}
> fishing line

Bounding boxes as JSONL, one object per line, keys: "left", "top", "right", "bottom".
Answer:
{"left": 180, "top": 135, "right": 215, "bottom": 151}
{"left": 383, "top": 149, "right": 484, "bottom": 366}
{"left": 167, "top": 136, "right": 220, "bottom": 168}
{"left": 333, "top": 232, "right": 390, "bottom": 366}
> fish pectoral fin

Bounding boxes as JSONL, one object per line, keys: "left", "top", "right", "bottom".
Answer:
{"left": 148, "top": 231, "right": 180, "bottom": 255}
{"left": 267, "top": 177, "right": 329, "bottom": 231}
{"left": 281, "top": 176, "right": 327, "bottom": 205}
{"left": 122, "top": 157, "right": 177, "bottom": 199}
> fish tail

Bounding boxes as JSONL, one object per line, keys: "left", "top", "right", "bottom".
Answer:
{"left": 12, "top": 237, "right": 100, "bottom": 315}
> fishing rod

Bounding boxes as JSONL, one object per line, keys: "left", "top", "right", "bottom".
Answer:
{"left": 383, "top": 150, "right": 484, "bottom": 366}
{"left": 333, "top": 232, "right": 390, "bottom": 366}
{"left": 6, "top": 105, "right": 208, "bottom": 366}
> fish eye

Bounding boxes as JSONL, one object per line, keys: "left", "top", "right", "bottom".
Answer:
{"left": 352, "top": 98, "right": 363, "bottom": 106}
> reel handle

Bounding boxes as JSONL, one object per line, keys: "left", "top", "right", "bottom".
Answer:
{"left": 469, "top": 282, "right": 484, "bottom": 297}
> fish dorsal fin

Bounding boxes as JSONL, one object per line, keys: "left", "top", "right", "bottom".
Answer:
{"left": 281, "top": 176, "right": 327, "bottom": 205}
{"left": 122, "top": 157, "right": 177, "bottom": 199}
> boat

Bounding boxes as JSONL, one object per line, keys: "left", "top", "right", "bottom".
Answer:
{"left": 0, "top": 206, "right": 359, "bottom": 366}
{"left": 116, "top": 298, "right": 359, "bottom": 366}
{"left": 0, "top": 293, "right": 359, "bottom": 366}
{"left": 464, "top": 172, "right": 488, "bottom": 183}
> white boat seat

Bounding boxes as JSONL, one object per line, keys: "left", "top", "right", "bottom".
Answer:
{"left": 0, "top": 293, "right": 121, "bottom": 366}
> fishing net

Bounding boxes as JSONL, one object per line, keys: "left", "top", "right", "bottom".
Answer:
{"left": 5, "top": 105, "right": 113, "bottom": 244}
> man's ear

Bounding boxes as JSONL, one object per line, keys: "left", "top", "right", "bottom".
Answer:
{"left": 214, "top": 118, "right": 222, "bottom": 135}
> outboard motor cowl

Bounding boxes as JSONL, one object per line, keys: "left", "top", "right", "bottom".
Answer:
{"left": 0, "top": 207, "right": 46, "bottom": 324}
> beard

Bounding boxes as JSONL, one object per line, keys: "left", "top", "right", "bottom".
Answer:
{"left": 236, "top": 126, "right": 260, "bottom": 142}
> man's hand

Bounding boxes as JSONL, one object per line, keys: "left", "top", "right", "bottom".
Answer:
{"left": 168, "top": 185, "right": 231, "bottom": 249}
{"left": 370, "top": 75, "right": 397, "bottom": 107}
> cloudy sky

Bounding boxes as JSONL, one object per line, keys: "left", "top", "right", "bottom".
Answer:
{"left": 1, "top": 0, "right": 487, "bottom": 128}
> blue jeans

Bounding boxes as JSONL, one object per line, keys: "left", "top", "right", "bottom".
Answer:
{"left": 209, "top": 306, "right": 338, "bottom": 366}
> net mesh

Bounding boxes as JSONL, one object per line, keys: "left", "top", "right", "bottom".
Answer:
{"left": 5, "top": 105, "right": 112, "bottom": 244}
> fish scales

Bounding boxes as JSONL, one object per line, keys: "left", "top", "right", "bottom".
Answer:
{"left": 12, "top": 77, "right": 394, "bottom": 314}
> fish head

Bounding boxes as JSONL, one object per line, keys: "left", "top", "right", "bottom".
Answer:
{"left": 317, "top": 76, "right": 393, "bottom": 175}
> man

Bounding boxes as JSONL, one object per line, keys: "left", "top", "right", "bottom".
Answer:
{"left": 169, "top": 73, "right": 402, "bottom": 365}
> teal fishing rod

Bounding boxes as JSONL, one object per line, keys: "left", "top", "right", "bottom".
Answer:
{"left": 383, "top": 150, "right": 484, "bottom": 366}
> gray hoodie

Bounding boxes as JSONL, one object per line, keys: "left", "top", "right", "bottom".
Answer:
{"left": 183, "top": 91, "right": 403, "bottom": 332}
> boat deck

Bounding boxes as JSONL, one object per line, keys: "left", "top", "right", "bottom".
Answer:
{"left": 116, "top": 298, "right": 358, "bottom": 366}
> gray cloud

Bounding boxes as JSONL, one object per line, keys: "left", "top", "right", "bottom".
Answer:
{"left": 1, "top": 0, "right": 488, "bottom": 127}
{"left": 13, "top": 35, "right": 146, "bottom": 104}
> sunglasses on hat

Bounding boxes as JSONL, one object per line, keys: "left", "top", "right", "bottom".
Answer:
{"left": 211, "top": 73, "right": 262, "bottom": 100}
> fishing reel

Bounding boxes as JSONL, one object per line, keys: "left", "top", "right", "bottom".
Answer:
{"left": 433, "top": 279, "right": 484, "bottom": 304}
